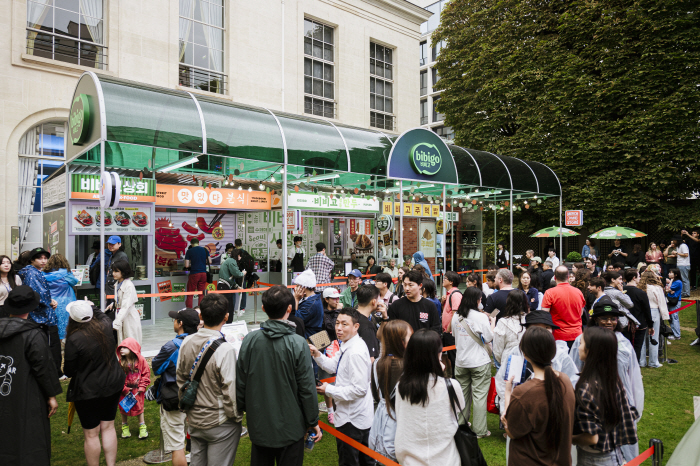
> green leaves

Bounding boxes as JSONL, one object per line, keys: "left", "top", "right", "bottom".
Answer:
{"left": 433, "top": 0, "right": 700, "bottom": 231}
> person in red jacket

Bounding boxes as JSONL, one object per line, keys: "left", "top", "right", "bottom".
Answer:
{"left": 117, "top": 337, "right": 151, "bottom": 439}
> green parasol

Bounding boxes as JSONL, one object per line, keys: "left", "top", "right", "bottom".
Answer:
{"left": 530, "top": 226, "right": 579, "bottom": 238}
{"left": 589, "top": 226, "right": 647, "bottom": 239}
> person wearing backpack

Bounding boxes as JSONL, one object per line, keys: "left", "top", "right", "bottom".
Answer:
{"left": 152, "top": 308, "right": 200, "bottom": 466}
{"left": 375, "top": 273, "right": 399, "bottom": 309}
{"left": 441, "top": 271, "right": 462, "bottom": 374}
{"left": 176, "top": 294, "right": 242, "bottom": 466}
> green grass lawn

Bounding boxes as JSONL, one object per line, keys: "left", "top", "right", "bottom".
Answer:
{"left": 51, "top": 304, "right": 700, "bottom": 465}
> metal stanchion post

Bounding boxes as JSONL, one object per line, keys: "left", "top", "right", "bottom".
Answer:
{"left": 143, "top": 430, "right": 173, "bottom": 464}
{"left": 251, "top": 279, "right": 261, "bottom": 324}
{"left": 649, "top": 438, "right": 663, "bottom": 466}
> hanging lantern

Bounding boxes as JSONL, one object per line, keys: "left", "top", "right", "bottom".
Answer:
{"left": 537, "top": 199, "right": 542, "bottom": 205}
{"left": 505, "top": 201, "right": 509, "bottom": 207}
{"left": 354, "top": 188, "right": 359, "bottom": 194}
{"left": 294, "top": 185, "right": 300, "bottom": 192}
{"left": 472, "top": 200, "right": 477, "bottom": 205}
{"left": 525, "top": 204, "right": 530, "bottom": 209}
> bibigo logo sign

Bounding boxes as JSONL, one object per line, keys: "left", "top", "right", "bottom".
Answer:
{"left": 410, "top": 143, "right": 442, "bottom": 176}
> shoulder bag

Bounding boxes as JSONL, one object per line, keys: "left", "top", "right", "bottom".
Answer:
{"left": 445, "top": 378, "right": 488, "bottom": 466}
{"left": 458, "top": 315, "right": 493, "bottom": 359}
{"left": 179, "top": 337, "right": 225, "bottom": 411}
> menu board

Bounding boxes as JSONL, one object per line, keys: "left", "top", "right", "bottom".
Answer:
{"left": 71, "top": 204, "right": 154, "bottom": 235}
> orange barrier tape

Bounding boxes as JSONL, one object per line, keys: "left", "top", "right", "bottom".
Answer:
{"left": 318, "top": 421, "right": 401, "bottom": 466}
{"left": 625, "top": 445, "right": 654, "bottom": 466}
{"left": 209, "top": 287, "right": 271, "bottom": 295}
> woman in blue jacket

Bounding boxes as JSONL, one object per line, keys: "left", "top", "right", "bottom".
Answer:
{"left": 665, "top": 268, "right": 683, "bottom": 340}
{"left": 43, "top": 254, "right": 79, "bottom": 340}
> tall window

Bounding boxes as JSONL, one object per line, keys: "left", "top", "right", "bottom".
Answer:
{"left": 419, "top": 41, "right": 428, "bottom": 66}
{"left": 304, "top": 19, "right": 335, "bottom": 118}
{"left": 432, "top": 40, "right": 445, "bottom": 62}
{"left": 420, "top": 70, "right": 428, "bottom": 96}
{"left": 420, "top": 100, "right": 428, "bottom": 125}
{"left": 370, "top": 42, "right": 394, "bottom": 131}
{"left": 18, "top": 122, "right": 66, "bottom": 250}
{"left": 26, "top": 0, "right": 106, "bottom": 69}
{"left": 179, "top": 0, "right": 226, "bottom": 94}
{"left": 433, "top": 126, "right": 454, "bottom": 141}
{"left": 432, "top": 68, "right": 440, "bottom": 88}
{"left": 433, "top": 96, "right": 444, "bottom": 122}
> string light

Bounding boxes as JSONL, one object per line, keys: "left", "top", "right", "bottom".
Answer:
{"left": 238, "top": 185, "right": 242, "bottom": 190}
{"left": 248, "top": 186, "right": 252, "bottom": 192}
{"left": 271, "top": 176, "right": 275, "bottom": 182}
{"left": 259, "top": 183, "right": 264, "bottom": 190}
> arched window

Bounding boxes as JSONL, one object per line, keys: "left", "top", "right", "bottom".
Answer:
{"left": 18, "top": 121, "right": 66, "bottom": 250}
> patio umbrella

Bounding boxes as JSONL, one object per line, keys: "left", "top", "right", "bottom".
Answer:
{"left": 589, "top": 226, "right": 647, "bottom": 239}
{"left": 530, "top": 226, "right": 579, "bottom": 237}
{"left": 67, "top": 401, "right": 75, "bottom": 433}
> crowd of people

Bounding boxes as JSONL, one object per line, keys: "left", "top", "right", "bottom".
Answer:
{"left": 0, "top": 230, "right": 694, "bottom": 466}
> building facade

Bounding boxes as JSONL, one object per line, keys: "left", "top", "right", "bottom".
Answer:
{"left": 1, "top": 0, "right": 430, "bottom": 251}
{"left": 416, "top": 0, "right": 453, "bottom": 142}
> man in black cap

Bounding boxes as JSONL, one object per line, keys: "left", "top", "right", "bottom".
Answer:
{"left": 0, "top": 285, "right": 62, "bottom": 466}
{"left": 85, "top": 240, "right": 100, "bottom": 268}
{"left": 152, "top": 308, "right": 200, "bottom": 466}
{"left": 17, "top": 247, "right": 62, "bottom": 377}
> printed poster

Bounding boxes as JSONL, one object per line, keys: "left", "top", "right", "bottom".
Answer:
{"left": 157, "top": 280, "right": 172, "bottom": 302}
{"left": 172, "top": 283, "right": 186, "bottom": 303}
{"left": 420, "top": 221, "right": 436, "bottom": 258}
{"left": 71, "top": 204, "right": 153, "bottom": 235}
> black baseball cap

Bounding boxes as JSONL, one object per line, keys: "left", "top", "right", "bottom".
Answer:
{"left": 524, "top": 310, "right": 560, "bottom": 330}
{"left": 168, "top": 308, "right": 201, "bottom": 328}
{"left": 590, "top": 296, "right": 625, "bottom": 319}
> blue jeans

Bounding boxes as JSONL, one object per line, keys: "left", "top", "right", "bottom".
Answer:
{"left": 669, "top": 302, "right": 681, "bottom": 338}
{"left": 576, "top": 446, "right": 625, "bottom": 466}
{"left": 679, "top": 265, "right": 691, "bottom": 296}
{"left": 640, "top": 308, "right": 661, "bottom": 367}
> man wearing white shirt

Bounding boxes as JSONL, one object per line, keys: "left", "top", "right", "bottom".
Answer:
{"left": 547, "top": 249, "right": 560, "bottom": 269}
{"left": 376, "top": 239, "right": 387, "bottom": 264}
{"left": 310, "top": 308, "right": 374, "bottom": 466}
{"left": 676, "top": 237, "right": 691, "bottom": 297}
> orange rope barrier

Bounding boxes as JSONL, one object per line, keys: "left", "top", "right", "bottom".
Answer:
{"left": 624, "top": 445, "right": 654, "bottom": 466}
{"left": 318, "top": 421, "right": 401, "bottom": 466}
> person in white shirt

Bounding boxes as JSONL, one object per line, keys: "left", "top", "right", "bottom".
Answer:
{"left": 676, "top": 236, "right": 691, "bottom": 297}
{"left": 382, "top": 258, "right": 399, "bottom": 291}
{"left": 84, "top": 240, "right": 100, "bottom": 267}
{"left": 376, "top": 240, "right": 387, "bottom": 265}
{"left": 547, "top": 249, "right": 560, "bottom": 269}
{"left": 288, "top": 236, "right": 306, "bottom": 273}
{"left": 446, "top": 286, "right": 495, "bottom": 438}
{"left": 310, "top": 309, "right": 374, "bottom": 466}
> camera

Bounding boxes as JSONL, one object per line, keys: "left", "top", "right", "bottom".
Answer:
{"left": 650, "top": 337, "right": 658, "bottom": 346}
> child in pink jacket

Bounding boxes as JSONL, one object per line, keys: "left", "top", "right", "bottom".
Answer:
{"left": 117, "top": 337, "right": 151, "bottom": 439}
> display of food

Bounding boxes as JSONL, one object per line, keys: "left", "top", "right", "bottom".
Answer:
{"left": 114, "top": 211, "right": 131, "bottom": 227}
{"left": 96, "top": 211, "right": 112, "bottom": 226}
{"left": 132, "top": 211, "right": 148, "bottom": 227}
{"left": 74, "top": 210, "right": 93, "bottom": 227}
{"left": 355, "top": 234, "right": 372, "bottom": 249}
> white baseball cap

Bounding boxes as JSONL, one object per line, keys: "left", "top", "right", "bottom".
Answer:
{"left": 293, "top": 269, "right": 317, "bottom": 289}
{"left": 66, "top": 300, "right": 94, "bottom": 323}
{"left": 322, "top": 288, "right": 341, "bottom": 299}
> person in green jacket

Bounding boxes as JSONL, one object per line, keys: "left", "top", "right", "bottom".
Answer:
{"left": 339, "top": 269, "right": 363, "bottom": 309}
{"left": 236, "top": 285, "right": 321, "bottom": 461}
{"left": 218, "top": 249, "right": 246, "bottom": 322}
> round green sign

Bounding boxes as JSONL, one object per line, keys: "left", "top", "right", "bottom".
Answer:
{"left": 410, "top": 142, "right": 442, "bottom": 176}
{"left": 70, "top": 94, "right": 91, "bottom": 145}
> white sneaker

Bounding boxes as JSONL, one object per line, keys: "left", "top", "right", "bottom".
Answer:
{"left": 59, "top": 375, "right": 68, "bottom": 381}
{"left": 690, "top": 338, "right": 700, "bottom": 346}
{"left": 186, "top": 453, "right": 191, "bottom": 463}
{"left": 238, "top": 309, "right": 246, "bottom": 316}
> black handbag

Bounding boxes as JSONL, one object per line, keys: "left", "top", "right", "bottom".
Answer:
{"left": 667, "top": 295, "right": 679, "bottom": 306}
{"left": 445, "top": 378, "right": 488, "bottom": 466}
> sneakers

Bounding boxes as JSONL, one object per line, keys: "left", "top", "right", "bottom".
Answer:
{"left": 238, "top": 309, "right": 246, "bottom": 316}
{"left": 691, "top": 338, "right": 700, "bottom": 346}
{"left": 241, "top": 427, "right": 248, "bottom": 438}
{"left": 649, "top": 364, "right": 663, "bottom": 368}
{"left": 476, "top": 431, "right": 491, "bottom": 439}
{"left": 59, "top": 375, "right": 68, "bottom": 381}
{"left": 328, "top": 412, "right": 335, "bottom": 425}
{"left": 139, "top": 424, "right": 148, "bottom": 439}
{"left": 121, "top": 424, "right": 131, "bottom": 438}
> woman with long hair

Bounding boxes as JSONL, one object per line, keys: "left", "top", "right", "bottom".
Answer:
{"left": 446, "top": 286, "right": 494, "bottom": 437}
{"left": 503, "top": 326, "right": 575, "bottom": 465}
{"left": 665, "top": 268, "right": 683, "bottom": 340}
{"left": 395, "top": 266, "right": 410, "bottom": 298}
{"left": 518, "top": 271, "right": 539, "bottom": 311}
{"left": 645, "top": 242, "right": 663, "bottom": 265}
{"left": 466, "top": 272, "right": 488, "bottom": 304}
{"left": 574, "top": 269, "right": 593, "bottom": 326}
{"left": 421, "top": 279, "right": 442, "bottom": 317}
{"left": 395, "top": 329, "right": 464, "bottom": 465}
{"left": 573, "top": 327, "right": 639, "bottom": 465}
{"left": 496, "top": 242, "right": 510, "bottom": 268}
{"left": 64, "top": 300, "right": 126, "bottom": 466}
{"left": 638, "top": 271, "right": 666, "bottom": 368}
{"left": 369, "top": 320, "right": 413, "bottom": 461}
{"left": 627, "top": 244, "right": 645, "bottom": 269}
{"left": 43, "top": 253, "right": 79, "bottom": 340}
{"left": 0, "top": 254, "right": 22, "bottom": 305}
{"left": 493, "top": 290, "right": 529, "bottom": 365}
{"left": 107, "top": 261, "right": 141, "bottom": 344}
{"left": 664, "top": 240, "right": 678, "bottom": 276}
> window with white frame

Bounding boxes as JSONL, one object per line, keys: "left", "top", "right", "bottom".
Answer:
{"left": 370, "top": 42, "right": 394, "bottom": 131}
{"left": 179, "top": 0, "right": 226, "bottom": 94}
{"left": 17, "top": 122, "right": 66, "bottom": 250}
{"left": 26, "top": 0, "right": 106, "bottom": 69}
{"left": 304, "top": 19, "right": 335, "bottom": 119}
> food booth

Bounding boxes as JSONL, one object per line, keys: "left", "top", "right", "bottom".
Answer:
{"left": 49, "top": 71, "right": 562, "bottom": 326}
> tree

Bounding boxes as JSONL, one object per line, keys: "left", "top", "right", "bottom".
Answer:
{"left": 433, "top": 0, "right": 700, "bottom": 232}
